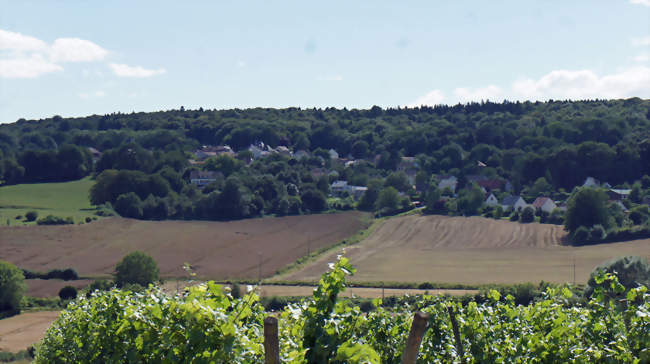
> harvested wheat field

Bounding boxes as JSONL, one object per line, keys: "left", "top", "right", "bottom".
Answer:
{"left": 0, "top": 311, "right": 60, "bottom": 352}
{"left": 278, "top": 214, "right": 650, "bottom": 285}
{"left": 0, "top": 211, "right": 370, "bottom": 280}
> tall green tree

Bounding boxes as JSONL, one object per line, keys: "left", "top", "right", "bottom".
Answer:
{"left": 114, "top": 251, "right": 160, "bottom": 288}
{"left": 565, "top": 187, "right": 611, "bottom": 234}
{"left": 0, "top": 260, "right": 26, "bottom": 313}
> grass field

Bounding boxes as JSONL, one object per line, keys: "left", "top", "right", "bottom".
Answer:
{"left": 0, "top": 177, "right": 98, "bottom": 226}
{"left": 278, "top": 214, "right": 650, "bottom": 285}
{"left": 0, "top": 211, "right": 371, "bottom": 280}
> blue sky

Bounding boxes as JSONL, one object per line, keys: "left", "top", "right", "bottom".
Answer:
{"left": 1, "top": 1, "right": 649, "bottom": 123}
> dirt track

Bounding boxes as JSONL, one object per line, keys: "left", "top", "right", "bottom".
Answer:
{"left": 279, "top": 215, "right": 650, "bottom": 284}
{"left": 0, "top": 212, "right": 369, "bottom": 280}
{"left": 0, "top": 311, "right": 60, "bottom": 352}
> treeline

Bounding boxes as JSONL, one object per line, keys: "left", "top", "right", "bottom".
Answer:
{"left": 0, "top": 99, "right": 649, "bottom": 221}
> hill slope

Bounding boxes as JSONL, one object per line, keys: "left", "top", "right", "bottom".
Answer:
{"left": 278, "top": 215, "right": 650, "bottom": 284}
{"left": 0, "top": 211, "right": 370, "bottom": 280}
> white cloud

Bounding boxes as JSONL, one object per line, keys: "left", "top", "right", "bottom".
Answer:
{"left": 632, "top": 36, "right": 650, "bottom": 47}
{"left": 109, "top": 63, "right": 166, "bottom": 78}
{"left": 633, "top": 54, "right": 650, "bottom": 62}
{"left": 630, "top": 0, "right": 650, "bottom": 6}
{"left": 410, "top": 89, "right": 445, "bottom": 106}
{"left": 454, "top": 85, "right": 503, "bottom": 103}
{"left": 413, "top": 67, "right": 650, "bottom": 106}
{"left": 0, "top": 54, "right": 62, "bottom": 78}
{"left": 512, "top": 67, "right": 650, "bottom": 100}
{"left": 0, "top": 29, "right": 47, "bottom": 52}
{"left": 50, "top": 38, "right": 108, "bottom": 62}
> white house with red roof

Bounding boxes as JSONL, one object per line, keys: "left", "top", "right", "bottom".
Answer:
{"left": 532, "top": 197, "right": 557, "bottom": 213}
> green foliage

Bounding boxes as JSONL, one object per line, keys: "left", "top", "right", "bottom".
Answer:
{"left": 586, "top": 256, "right": 650, "bottom": 297}
{"left": 457, "top": 183, "right": 484, "bottom": 216}
{"left": 37, "top": 256, "right": 650, "bottom": 363}
{"left": 0, "top": 260, "right": 25, "bottom": 313}
{"left": 25, "top": 210, "right": 38, "bottom": 221}
{"left": 565, "top": 187, "right": 611, "bottom": 234}
{"left": 520, "top": 206, "right": 535, "bottom": 223}
{"left": 376, "top": 186, "right": 400, "bottom": 215}
{"left": 36, "top": 215, "right": 74, "bottom": 225}
{"left": 114, "top": 251, "right": 160, "bottom": 288}
{"left": 58, "top": 286, "right": 78, "bottom": 300}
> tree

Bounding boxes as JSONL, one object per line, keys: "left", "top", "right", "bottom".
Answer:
{"left": 384, "top": 172, "right": 411, "bottom": 192}
{"left": 114, "top": 251, "right": 160, "bottom": 288}
{"left": 377, "top": 186, "right": 400, "bottom": 215}
{"left": 114, "top": 192, "right": 143, "bottom": 219}
{"left": 564, "top": 187, "right": 611, "bottom": 234}
{"left": 25, "top": 211, "right": 38, "bottom": 221}
{"left": 301, "top": 189, "right": 327, "bottom": 213}
{"left": 0, "top": 260, "right": 26, "bottom": 313}
{"left": 59, "top": 286, "right": 78, "bottom": 300}
{"left": 520, "top": 206, "right": 535, "bottom": 223}
{"left": 457, "top": 184, "right": 484, "bottom": 216}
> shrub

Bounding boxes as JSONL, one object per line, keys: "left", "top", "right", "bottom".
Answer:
{"left": 585, "top": 256, "right": 650, "bottom": 297}
{"left": 572, "top": 226, "right": 590, "bottom": 244}
{"left": 520, "top": 206, "right": 535, "bottom": 223}
{"left": 509, "top": 211, "right": 519, "bottom": 221}
{"left": 230, "top": 283, "right": 241, "bottom": 299}
{"left": 114, "top": 192, "right": 143, "bottom": 219}
{"left": 86, "top": 279, "right": 113, "bottom": 296}
{"left": 114, "top": 251, "right": 159, "bottom": 288}
{"left": 37, "top": 215, "right": 74, "bottom": 225}
{"left": 25, "top": 211, "right": 38, "bottom": 221}
{"left": 58, "top": 286, "right": 77, "bottom": 300}
{"left": 588, "top": 225, "right": 606, "bottom": 242}
{"left": 85, "top": 217, "right": 92, "bottom": 223}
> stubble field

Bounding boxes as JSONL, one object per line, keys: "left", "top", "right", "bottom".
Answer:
{"left": 277, "top": 214, "right": 650, "bottom": 285}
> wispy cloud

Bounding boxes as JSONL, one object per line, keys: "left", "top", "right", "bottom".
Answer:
{"left": 0, "top": 29, "right": 47, "bottom": 52}
{"left": 317, "top": 74, "right": 343, "bottom": 82}
{"left": 633, "top": 54, "right": 650, "bottom": 62}
{"left": 632, "top": 36, "right": 650, "bottom": 47}
{"left": 109, "top": 63, "right": 166, "bottom": 78}
{"left": 412, "top": 67, "right": 650, "bottom": 105}
{"left": 630, "top": 0, "right": 650, "bottom": 6}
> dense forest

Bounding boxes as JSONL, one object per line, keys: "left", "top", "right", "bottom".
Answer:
{"left": 1, "top": 99, "right": 649, "bottom": 238}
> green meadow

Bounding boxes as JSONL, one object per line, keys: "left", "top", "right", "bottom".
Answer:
{"left": 0, "top": 177, "right": 99, "bottom": 226}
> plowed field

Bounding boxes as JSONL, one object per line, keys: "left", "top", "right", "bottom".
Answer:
{"left": 0, "top": 211, "right": 369, "bottom": 280}
{"left": 279, "top": 215, "right": 650, "bottom": 284}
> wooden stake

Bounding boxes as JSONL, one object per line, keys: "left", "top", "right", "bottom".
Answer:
{"left": 447, "top": 305, "right": 465, "bottom": 364}
{"left": 264, "top": 316, "right": 281, "bottom": 364}
{"left": 401, "top": 311, "right": 430, "bottom": 364}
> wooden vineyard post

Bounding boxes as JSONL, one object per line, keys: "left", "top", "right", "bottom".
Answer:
{"left": 401, "top": 311, "right": 430, "bottom": 364}
{"left": 447, "top": 305, "right": 466, "bottom": 364}
{"left": 264, "top": 316, "right": 281, "bottom": 364}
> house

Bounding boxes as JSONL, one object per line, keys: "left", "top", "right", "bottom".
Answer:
{"left": 485, "top": 193, "right": 499, "bottom": 207}
{"left": 87, "top": 147, "right": 102, "bottom": 163}
{"left": 583, "top": 176, "right": 611, "bottom": 188}
{"left": 330, "top": 180, "right": 367, "bottom": 200}
{"left": 607, "top": 189, "right": 631, "bottom": 201}
{"left": 195, "top": 150, "right": 217, "bottom": 160}
{"left": 397, "top": 157, "right": 418, "bottom": 172}
{"left": 248, "top": 144, "right": 264, "bottom": 159}
{"left": 275, "top": 146, "right": 291, "bottom": 156}
{"left": 189, "top": 170, "right": 222, "bottom": 187}
{"left": 476, "top": 179, "right": 505, "bottom": 192}
{"left": 194, "top": 145, "right": 234, "bottom": 160}
{"left": 404, "top": 169, "right": 418, "bottom": 185}
{"left": 294, "top": 150, "right": 310, "bottom": 160}
{"left": 501, "top": 195, "right": 527, "bottom": 211}
{"left": 310, "top": 167, "right": 328, "bottom": 178}
{"left": 438, "top": 175, "right": 458, "bottom": 193}
{"left": 532, "top": 197, "right": 557, "bottom": 213}
{"left": 328, "top": 149, "right": 339, "bottom": 160}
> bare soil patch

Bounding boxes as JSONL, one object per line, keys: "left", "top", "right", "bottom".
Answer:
{"left": 280, "top": 215, "right": 650, "bottom": 285}
{"left": 0, "top": 311, "right": 60, "bottom": 352}
{"left": 0, "top": 212, "right": 369, "bottom": 280}
{"left": 25, "top": 279, "right": 93, "bottom": 298}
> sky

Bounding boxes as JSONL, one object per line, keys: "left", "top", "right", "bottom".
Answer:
{"left": 0, "top": 1, "right": 649, "bottom": 123}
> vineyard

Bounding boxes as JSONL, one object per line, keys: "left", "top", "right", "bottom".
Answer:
{"left": 36, "top": 257, "right": 649, "bottom": 363}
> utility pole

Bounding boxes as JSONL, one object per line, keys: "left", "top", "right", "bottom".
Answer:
{"left": 572, "top": 255, "right": 576, "bottom": 286}
{"left": 258, "top": 252, "right": 262, "bottom": 282}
